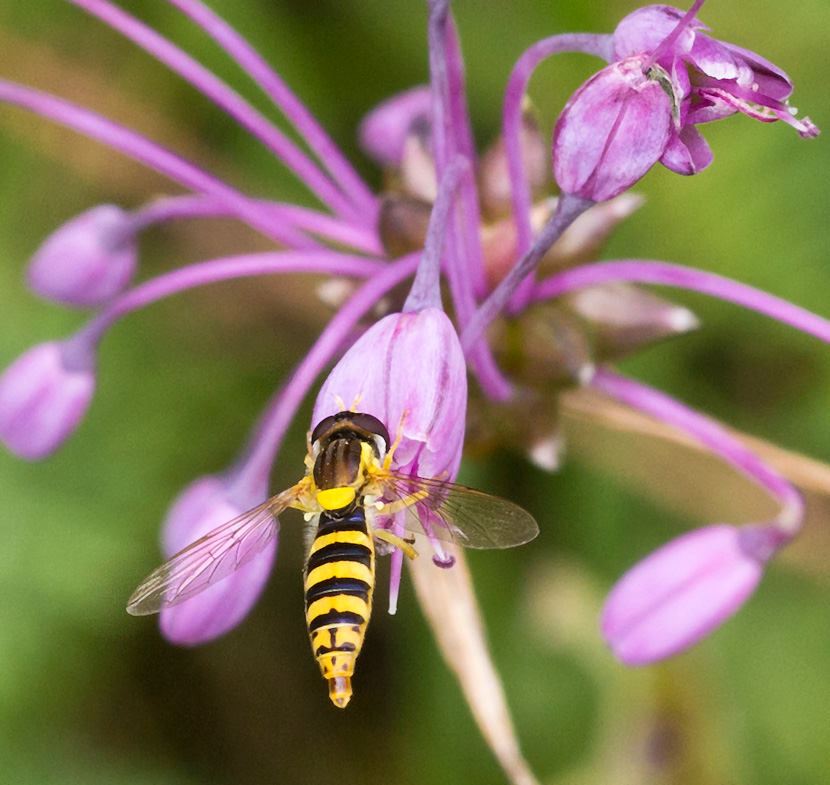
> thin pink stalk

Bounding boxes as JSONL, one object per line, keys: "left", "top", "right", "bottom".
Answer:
{"left": 129, "top": 195, "right": 383, "bottom": 255}
{"left": 427, "top": 0, "right": 512, "bottom": 400}
{"left": 0, "top": 78, "right": 314, "bottom": 249}
{"left": 74, "top": 251, "right": 384, "bottom": 347}
{"left": 404, "top": 157, "right": 468, "bottom": 313}
{"left": 461, "top": 193, "right": 594, "bottom": 352}
{"left": 642, "top": 0, "right": 707, "bottom": 71}
{"left": 532, "top": 260, "right": 830, "bottom": 345}
{"left": 445, "top": 20, "right": 486, "bottom": 298}
{"left": 592, "top": 368, "right": 803, "bottom": 536}
{"left": 66, "top": 0, "right": 363, "bottom": 222}
{"left": 502, "top": 33, "right": 614, "bottom": 269}
{"left": 162, "top": 0, "right": 378, "bottom": 215}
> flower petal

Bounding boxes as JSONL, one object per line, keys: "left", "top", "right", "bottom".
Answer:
{"left": 313, "top": 308, "right": 467, "bottom": 479}
{"left": 660, "top": 124, "right": 713, "bottom": 175}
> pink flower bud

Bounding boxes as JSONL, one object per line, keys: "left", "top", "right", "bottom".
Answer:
{"left": 0, "top": 341, "right": 95, "bottom": 460}
{"left": 553, "top": 57, "right": 673, "bottom": 202}
{"left": 313, "top": 307, "right": 467, "bottom": 480}
{"left": 158, "top": 476, "right": 276, "bottom": 646}
{"left": 27, "top": 205, "right": 136, "bottom": 307}
{"left": 358, "top": 87, "right": 432, "bottom": 167}
{"left": 601, "top": 524, "right": 777, "bottom": 665}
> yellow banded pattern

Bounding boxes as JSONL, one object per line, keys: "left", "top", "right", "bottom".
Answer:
{"left": 304, "top": 506, "right": 376, "bottom": 708}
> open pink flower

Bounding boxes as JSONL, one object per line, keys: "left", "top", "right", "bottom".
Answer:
{"left": 553, "top": 3, "right": 818, "bottom": 201}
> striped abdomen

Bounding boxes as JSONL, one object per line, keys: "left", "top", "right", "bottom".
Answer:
{"left": 304, "top": 506, "right": 375, "bottom": 708}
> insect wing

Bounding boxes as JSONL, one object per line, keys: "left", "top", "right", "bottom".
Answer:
{"left": 126, "top": 485, "right": 300, "bottom": 616}
{"left": 378, "top": 472, "right": 539, "bottom": 549}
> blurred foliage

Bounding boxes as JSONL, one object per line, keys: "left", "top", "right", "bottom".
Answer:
{"left": 1, "top": 1, "right": 829, "bottom": 784}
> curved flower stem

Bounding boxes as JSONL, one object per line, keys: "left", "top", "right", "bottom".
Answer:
{"left": 460, "top": 192, "right": 594, "bottom": 352}
{"left": 591, "top": 368, "right": 803, "bottom": 538}
{"left": 0, "top": 78, "right": 315, "bottom": 250}
{"left": 403, "top": 157, "right": 467, "bottom": 313}
{"left": 503, "top": 33, "right": 613, "bottom": 274}
{"left": 427, "top": 0, "right": 453, "bottom": 174}
{"left": 71, "top": 251, "right": 384, "bottom": 350}
{"left": 531, "top": 260, "right": 830, "bottom": 345}
{"left": 128, "top": 195, "right": 384, "bottom": 255}
{"left": 65, "top": 0, "right": 364, "bottom": 223}
{"left": 230, "top": 254, "right": 421, "bottom": 499}
{"left": 162, "top": 0, "right": 378, "bottom": 216}
{"left": 427, "top": 0, "right": 511, "bottom": 400}
{"left": 446, "top": 20, "right": 486, "bottom": 298}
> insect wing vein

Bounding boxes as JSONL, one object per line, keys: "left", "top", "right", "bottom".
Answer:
{"left": 126, "top": 486, "right": 300, "bottom": 616}
{"left": 380, "top": 471, "right": 539, "bottom": 549}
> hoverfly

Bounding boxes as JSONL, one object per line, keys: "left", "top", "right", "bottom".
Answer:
{"left": 127, "top": 410, "right": 539, "bottom": 708}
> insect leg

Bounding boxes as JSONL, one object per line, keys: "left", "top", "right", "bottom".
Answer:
{"left": 373, "top": 528, "right": 418, "bottom": 560}
{"left": 373, "top": 491, "right": 428, "bottom": 516}
{"left": 382, "top": 409, "right": 410, "bottom": 471}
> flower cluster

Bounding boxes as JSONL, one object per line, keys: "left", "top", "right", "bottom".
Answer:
{"left": 0, "top": 0, "right": 822, "bottom": 779}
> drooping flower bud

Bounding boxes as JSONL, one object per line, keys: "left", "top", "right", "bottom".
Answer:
{"left": 158, "top": 476, "right": 276, "bottom": 646}
{"left": 601, "top": 523, "right": 780, "bottom": 665}
{"left": 358, "top": 86, "right": 432, "bottom": 167}
{"left": 0, "top": 341, "right": 95, "bottom": 460}
{"left": 26, "top": 205, "right": 137, "bottom": 307}
{"left": 313, "top": 307, "right": 467, "bottom": 479}
{"left": 552, "top": 57, "right": 673, "bottom": 202}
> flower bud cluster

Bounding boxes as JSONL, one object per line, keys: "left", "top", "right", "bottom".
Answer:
{"left": 0, "top": 1, "right": 824, "bottom": 742}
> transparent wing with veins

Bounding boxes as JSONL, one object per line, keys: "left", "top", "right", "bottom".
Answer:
{"left": 374, "top": 471, "right": 539, "bottom": 549}
{"left": 126, "top": 483, "right": 306, "bottom": 616}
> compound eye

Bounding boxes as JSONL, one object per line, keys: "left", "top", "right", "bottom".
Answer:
{"left": 349, "top": 412, "right": 390, "bottom": 450}
{"left": 310, "top": 414, "right": 338, "bottom": 446}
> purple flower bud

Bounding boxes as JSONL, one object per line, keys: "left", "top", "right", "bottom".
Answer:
{"left": 553, "top": 57, "right": 673, "bottom": 202}
{"left": 159, "top": 476, "right": 276, "bottom": 646}
{"left": 358, "top": 87, "right": 432, "bottom": 167}
{"left": 313, "top": 307, "right": 467, "bottom": 480}
{"left": 0, "top": 341, "right": 95, "bottom": 460}
{"left": 26, "top": 205, "right": 137, "bottom": 308}
{"left": 601, "top": 523, "right": 780, "bottom": 665}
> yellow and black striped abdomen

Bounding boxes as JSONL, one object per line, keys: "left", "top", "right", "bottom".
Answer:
{"left": 304, "top": 507, "right": 375, "bottom": 708}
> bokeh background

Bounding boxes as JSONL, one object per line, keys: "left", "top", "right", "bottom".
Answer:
{"left": 1, "top": 1, "right": 829, "bottom": 783}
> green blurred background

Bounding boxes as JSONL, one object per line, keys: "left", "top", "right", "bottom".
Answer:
{"left": 1, "top": 1, "right": 829, "bottom": 783}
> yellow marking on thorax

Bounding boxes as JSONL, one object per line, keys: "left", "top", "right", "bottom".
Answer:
{"left": 317, "top": 486, "right": 356, "bottom": 511}
{"left": 305, "top": 560, "right": 373, "bottom": 588}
